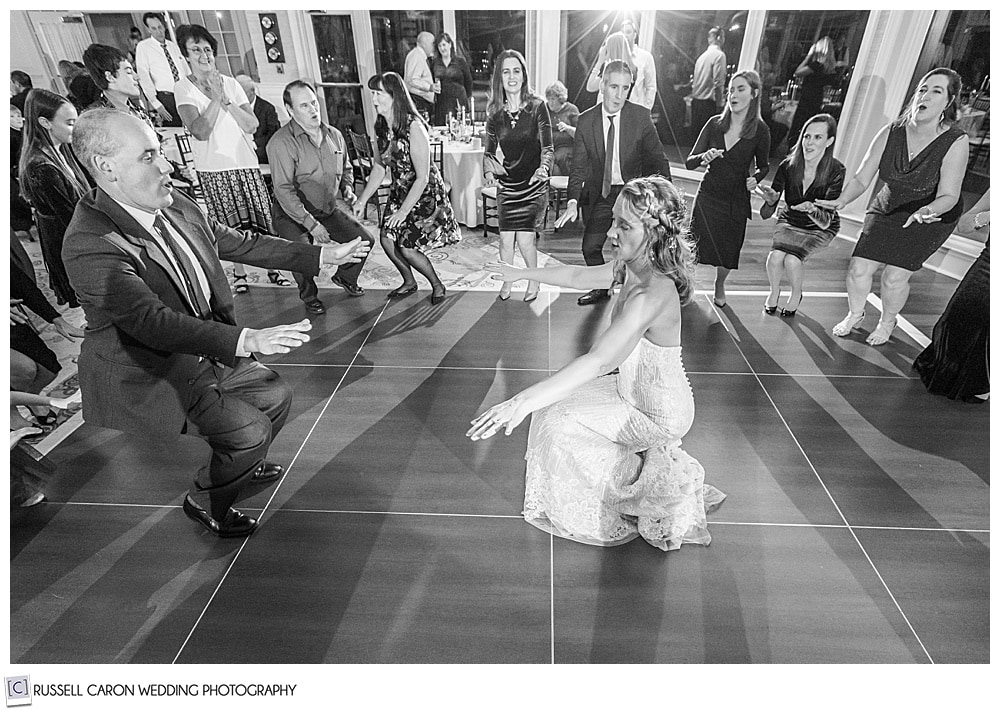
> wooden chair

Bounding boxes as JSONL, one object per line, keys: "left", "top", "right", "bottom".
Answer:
{"left": 544, "top": 175, "right": 569, "bottom": 230}
{"left": 481, "top": 185, "right": 499, "bottom": 238}
{"left": 429, "top": 140, "right": 451, "bottom": 191}
{"left": 345, "top": 128, "right": 391, "bottom": 223}
{"left": 172, "top": 131, "right": 205, "bottom": 207}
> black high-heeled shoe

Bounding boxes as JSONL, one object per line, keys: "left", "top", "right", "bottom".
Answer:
{"left": 387, "top": 283, "right": 418, "bottom": 299}
{"left": 763, "top": 301, "right": 778, "bottom": 315}
{"left": 430, "top": 284, "right": 446, "bottom": 305}
{"left": 780, "top": 295, "right": 802, "bottom": 317}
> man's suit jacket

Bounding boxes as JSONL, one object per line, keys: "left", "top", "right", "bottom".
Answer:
{"left": 252, "top": 96, "right": 282, "bottom": 164}
{"left": 567, "top": 101, "right": 670, "bottom": 206}
{"left": 62, "top": 188, "right": 322, "bottom": 439}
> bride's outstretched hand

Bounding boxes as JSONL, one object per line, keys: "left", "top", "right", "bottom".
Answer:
{"left": 467, "top": 397, "right": 530, "bottom": 440}
{"left": 485, "top": 261, "right": 523, "bottom": 284}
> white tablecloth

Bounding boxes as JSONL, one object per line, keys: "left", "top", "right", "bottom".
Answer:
{"left": 441, "top": 141, "right": 485, "bottom": 227}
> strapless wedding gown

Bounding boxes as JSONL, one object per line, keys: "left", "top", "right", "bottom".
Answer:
{"left": 523, "top": 338, "right": 725, "bottom": 550}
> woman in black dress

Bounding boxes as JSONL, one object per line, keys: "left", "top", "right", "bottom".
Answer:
{"left": 912, "top": 191, "right": 989, "bottom": 402}
{"left": 18, "top": 89, "right": 91, "bottom": 308}
{"left": 484, "top": 49, "right": 553, "bottom": 302}
{"left": 817, "top": 68, "right": 969, "bottom": 346}
{"left": 431, "top": 33, "right": 473, "bottom": 127}
{"left": 788, "top": 37, "right": 836, "bottom": 144}
{"left": 686, "top": 70, "right": 770, "bottom": 307}
{"left": 10, "top": 102, "right": 34, "bottom": 236}
{"left": 759, "top": 114, "right": 845, "bottom": 316}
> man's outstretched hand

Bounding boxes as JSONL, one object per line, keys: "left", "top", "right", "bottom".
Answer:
{"left": 321, "top": 236, "right": 372, "bottom": 266}
{"left": 244, "top": 319, "right": 313, "bottom": 355}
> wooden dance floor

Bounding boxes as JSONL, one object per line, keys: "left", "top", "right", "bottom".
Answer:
{"left": 10, "top": 270, "right": 989, "bottom": 663}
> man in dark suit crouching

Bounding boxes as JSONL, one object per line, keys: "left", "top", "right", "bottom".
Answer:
{"left": 556, "top": 60, "right": 670, "bottom": 305}
{"left": 63, "top": 110, "right": 370, "bottom": 537}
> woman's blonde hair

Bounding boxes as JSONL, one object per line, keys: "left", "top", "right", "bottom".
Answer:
{"left": 615, "top": 176, "right": 697, "bottom": 305}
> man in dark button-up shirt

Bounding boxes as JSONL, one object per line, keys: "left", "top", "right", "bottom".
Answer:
{"left": 267, "top": 79, "right": 374, "bottom": 310}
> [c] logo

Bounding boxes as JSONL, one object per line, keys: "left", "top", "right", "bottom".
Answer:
{"left": 4, "top": 676, "right": 31, "bottom": 707}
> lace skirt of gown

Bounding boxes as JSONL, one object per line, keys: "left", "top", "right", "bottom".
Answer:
{"left": 523, "top": 340, "right": 725, "bottom": 550}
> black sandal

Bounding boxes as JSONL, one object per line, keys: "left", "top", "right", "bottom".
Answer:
{"left": 233, "top": 274, "right": 249, "bottom": 294}
{"left": 268, "top": 271, "right": 294, "bottom": 287}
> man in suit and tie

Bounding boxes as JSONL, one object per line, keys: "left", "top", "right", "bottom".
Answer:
{"left": 237, "top": 74, "right": 282, "bottom": 165}
{"left": 63, "top": 110, "right": 371, "bottom": 538}
{"left": 556, "top": 60, "right": 670, "bottom": 305}
{"left": 134, "top": 12, "right": 186, "bottom": 127}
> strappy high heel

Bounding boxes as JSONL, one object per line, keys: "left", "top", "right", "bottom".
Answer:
{"left": 267, "top": 271, "right": 293, "bottom": 287}
{"left": 832, "top": 310, "right": 865, "bottom": 337}
{"left": 233, "top": 273, "right": 249, "bottom": 294}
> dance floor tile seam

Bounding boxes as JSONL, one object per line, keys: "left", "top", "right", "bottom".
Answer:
{"left": 270, "top": 362, "right": 919, "bottom": 380}
{"left": 708, "top": 297, "right": 941, "bottom": 664}
{"left": 43, "top": 502, "right": 992, "bottom": 535}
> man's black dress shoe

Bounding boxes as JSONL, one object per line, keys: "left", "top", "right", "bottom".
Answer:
{"left": 387, "top": 283, "right": 418, "bottom": 299}
{"left": 577, "top": 288, "right": 609, "bottom": 306}
{"left": 252, "top": 461, "right": 283, "bottom": 483}
{"left": 331, "top": 274, "right": 364, "bottom": 296}
{"left": 182, "top": 495, "right": 258, "bottom": 538}
{"left": 304, "top": 299, "right": 326, "bottom": 314}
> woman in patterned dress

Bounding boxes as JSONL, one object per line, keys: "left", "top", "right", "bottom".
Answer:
{"left": 174, "top": 23, "right": 291, "bottom": 293}
{"left": 817, "top": 68, "right": 969, "bottom": 346}
{"left": 468, "top": 176, "right": 724, "bottom": 550}
{"left": 354, "top": 72, "right": 460, "bottom": 304}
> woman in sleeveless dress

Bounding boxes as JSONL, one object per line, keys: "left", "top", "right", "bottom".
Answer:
{"left": 484, "top": 49, "right": 553, "bottom": 302}
{"left": 685, "top": 70, "right": 770, "bottom": 307}
{"left": 468, "top": 176, "right": 724, "bottom": 550}
{"left": 817, "top": 68, "right": 969, "bottom": 346}
{"left": 354, "top": 72, "right": 460, "bottom": 304}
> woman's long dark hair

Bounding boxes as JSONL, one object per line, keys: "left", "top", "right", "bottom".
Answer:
{"left": 18, "top": 88, "right": 87, "bottom": 202}
{"left": 487, "top": 49, "right": 536, "bottom": 117}
{"left": 787, "top": 113, "right": 837, "bottom": 192}
{"left": 719, "top": 69, "right": 762, "bottom": 140}
{"left": 368, "top": 72, "right": 426, "bottom": 147}
{"left": 894, "top": 67, "right": 962, "bottom": 128}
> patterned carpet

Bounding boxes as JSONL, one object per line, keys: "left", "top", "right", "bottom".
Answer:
{"left": 16, "top": 226, "right": 565, "bottom": 450}
{"left": 228, "top": 222, "right": 566, "bottom": 292}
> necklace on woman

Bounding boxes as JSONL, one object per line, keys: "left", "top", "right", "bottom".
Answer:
{"left": 505, "top": 102, "right": 521, "bottom": 128}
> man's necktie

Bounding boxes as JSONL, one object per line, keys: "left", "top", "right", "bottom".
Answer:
{"left": 154, "top": 215, "right": 210, "bottom": 317}
{"left": 162, "top": 42, "right": 180, "bottom": 83}
{"left": 602, "top": 115, "right": 616, "bottom": 198}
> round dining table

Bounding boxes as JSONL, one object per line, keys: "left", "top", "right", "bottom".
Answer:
{"left": 439, "top": 139, "right": 486, "bottom": 228}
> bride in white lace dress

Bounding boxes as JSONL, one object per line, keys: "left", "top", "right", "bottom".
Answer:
{"left": 468, "top": 176, "right": 724, "bottom": 550}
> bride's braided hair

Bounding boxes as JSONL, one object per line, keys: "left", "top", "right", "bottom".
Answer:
{"left": 616, "top": 176, "right": 697, "bottom": 305}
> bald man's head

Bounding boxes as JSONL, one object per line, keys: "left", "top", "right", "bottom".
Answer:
{"left": 417, "top": 31, "right": 435, "bottom": 56}
{"left": 74, "top": 109, "right": 176, "bottom": 212}
{"left": 235, "top": 74, "right": 256, "bottom": 102}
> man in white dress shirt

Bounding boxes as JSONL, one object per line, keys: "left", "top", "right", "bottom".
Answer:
{"left": 404, "top": 31, "right": 436, "bottom": 120}
{"left": 134, "top": 12, "right": 187, "bottom": 127}
{"left": 621, "top": 19, "right": 657, "bottom": 112}
{"left": 690, "top": 26, "right": 727, "bottom": 140}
